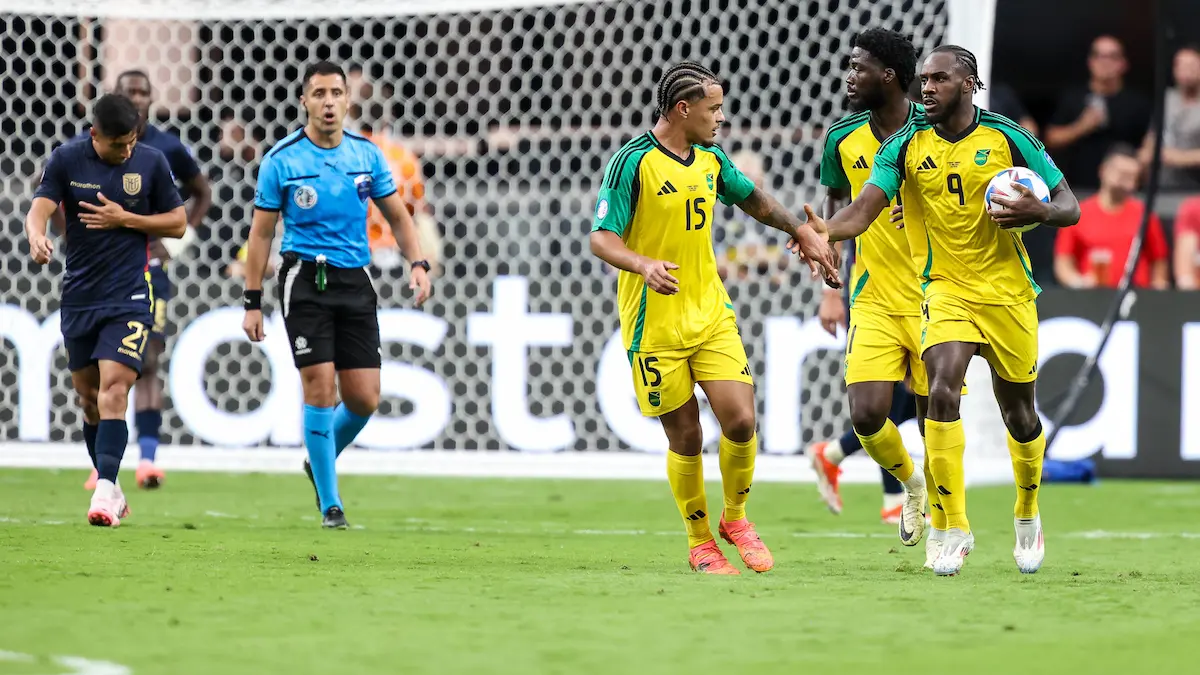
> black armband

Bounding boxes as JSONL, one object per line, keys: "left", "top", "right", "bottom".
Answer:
{"left": 242, "top": 289, "right": 263, "bottom": 311}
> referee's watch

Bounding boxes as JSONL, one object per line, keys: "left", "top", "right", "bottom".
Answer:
{"left": 411, "top": 260, "right": 431, "bottom": 273}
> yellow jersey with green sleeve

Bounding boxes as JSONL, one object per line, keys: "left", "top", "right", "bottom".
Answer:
{"left": 864, "top": 107, "right": 1064, "bottom": 305}
{"left": 820, "top": 101, "right": 924, "bottom": 316}
{"left": 592, "top": 132, "right": 756, "bottom": 352}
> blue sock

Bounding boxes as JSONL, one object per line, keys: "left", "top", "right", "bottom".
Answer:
{"left": 304, "top": 405, "right": 340, "bottom": 512}
{"left": 95, "top": 420, "right": 129, "bottom": 483}
{"left": 333, "top": 403, "right": 372, "bottom": 457}
{"left": 83, "top": 422, "right": 98, "bottom": 468}
{"left": 135, "top": 409, "right": 162, "bottom": 462}
{"left": 838, "top": 427, "right": 864, "bottom": 457}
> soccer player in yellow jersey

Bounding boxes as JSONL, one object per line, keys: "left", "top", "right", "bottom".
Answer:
{"left": 812, "top": 28, "right": 933, "bottom": 555}
{"left": 590, "top": 62, "right": 840, "bottom": 575}
{"left": 804, "top": 46, "right": 1081, "bottom": 576}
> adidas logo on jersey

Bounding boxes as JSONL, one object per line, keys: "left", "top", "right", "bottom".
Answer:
{"left": 918, "top": 156, "right": 938, "bottom": 171}
{"left": 657, "top": 181, "right": 679, "bottom": 195}
{"left": 852, "top": 156, "right": 869, "bottom": 170}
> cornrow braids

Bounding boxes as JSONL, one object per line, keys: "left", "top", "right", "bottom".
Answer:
{"left": 931, "top": 45, "right": 986, "bottom": 93}
{"left": 655, "top": 61, "right": 720, "bottom": 120}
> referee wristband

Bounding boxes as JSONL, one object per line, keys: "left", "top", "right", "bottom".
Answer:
{"left": 243, "top": 289, "right": 263, "bottom": 311}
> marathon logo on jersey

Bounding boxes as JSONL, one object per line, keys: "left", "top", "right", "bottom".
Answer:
{"left": 354, "top": 174, "right": 373, "bottom": 201}
{"left": 294, "top": 336, "right": 312, "bottom": 357}
{"left": 293, "top": 185, "right": 318, "bottom": 209}
{"left": 123, "top": 173, "right": 142, "bottom": 195}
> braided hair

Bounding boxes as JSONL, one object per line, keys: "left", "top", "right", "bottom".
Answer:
{"left": 654, "top": 61, "right": 720, "bottom": 121}
{"left": 931, "top": 45, "right": 986, "bottom": 93}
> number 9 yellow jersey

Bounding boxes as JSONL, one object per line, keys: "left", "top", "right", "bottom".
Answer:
{"left": 592, "top": 132, "right": 756, "bottom": 353}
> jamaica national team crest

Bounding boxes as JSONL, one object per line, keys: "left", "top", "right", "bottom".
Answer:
{"left": 122, "top": 173, "right": 142, "bottom": 195}
{"left": 705, "top": 172, "right": 714, "bottom": 191}
{"left": 974, "top": 149, "right": 992, "bottom": 166}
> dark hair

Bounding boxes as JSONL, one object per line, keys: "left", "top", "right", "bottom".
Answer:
{"left": 931, "top": 45, "right": 986, "bottom": 92}
{"left": 852, "top": 29, "right": 919, "bottom": 91}
{"left": 1103, "top": 142, "right": 1138, "bottom": 163}
{"left": 1179, "top": 44, "right": 1200, "bottom": 58}
{"left": 655, "top": 61, "right": 720, "bottom": 120}
{"left": 115, "top": 69, "right": 152, "bottom": 92}
{"left": 300, "top": 61, "right": 346, "bottom": 95}
{"left": 92, "top": 94, "right": 141, "bottom": 138}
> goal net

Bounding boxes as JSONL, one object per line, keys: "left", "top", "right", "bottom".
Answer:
{"left": 1, "top": 0, "right": 992, "bottom": 475}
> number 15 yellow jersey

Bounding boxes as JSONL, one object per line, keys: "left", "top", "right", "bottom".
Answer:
{"left": 592, "top": 132, "right": 756, "bottom": 353}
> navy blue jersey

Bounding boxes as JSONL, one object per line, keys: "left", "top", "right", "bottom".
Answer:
{"left": 72, "top": 124, "right": 200, "bottom": 199}
{"left": 34, "top": 138, "right": 183, "bottom": 308}
{"left": 254, "top": 129, "right": 397, "bottom": 269}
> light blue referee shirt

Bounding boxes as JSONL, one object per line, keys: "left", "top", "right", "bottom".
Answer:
{"left": 253, "top": 128, "right": 397, "bottom": 269}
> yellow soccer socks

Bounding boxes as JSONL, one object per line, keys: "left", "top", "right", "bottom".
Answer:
{"left": 718, "top": 434, "right": 757, "bottom": 522}
{"left": 667, "top": 451, "right": 712, "bottom": 548}
{"left": 925, "top": 449, "right": 948, "bottom": 530}
{"left": 925, "top": 419, "right": 969, "bottom": 532}
{"left": 1008, "top": 426, "right": 1046, "bottom": 519}
{"left": 857, "top": 420, "right": 916, "bottom": 484}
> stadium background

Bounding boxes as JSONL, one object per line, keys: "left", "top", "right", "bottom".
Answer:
{"left": 1, "top": 0, "right": 1197, "bottom": 479}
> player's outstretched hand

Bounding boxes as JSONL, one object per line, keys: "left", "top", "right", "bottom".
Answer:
{"left": 817, "top": 289, "right": 846, "bottom": 337}
{"left": 28, "top": 233, "right": 54, "bottom": 265}
{"left": 891, "top": 204, "right": 905, "bottom": 229}
{"left": 990, "top": 183, "right": 1049, "bottom": 229}
{"left": 79, "top": 192, "right": 128, "bottom": 230}
{"left": 783, "top": 205, "right": 842, "bottom": 289}
{"left": 410, "top": 267, "right": 432, "bottom": 308}
{"left": 242, "top": 310, "right": 265, "bottom": 342}
{"left": 639, "top": 258, "right": 680, "bottom": 295}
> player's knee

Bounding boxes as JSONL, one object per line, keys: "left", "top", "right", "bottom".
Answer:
{"left": 721, "top": 408, "right": 756, "bottom": 443}
{"left": 344, "top": 394, "right": 379, "bottom": 417}
{"left": 1001, "top": 405, "right": 1041, "bottom": 442}
{"left": 849, "top": 403, "right": 888, "bottom": 437}
{"left": 667, "top": 423, "right": 704, "bottom": 456}
{"left": 75, "top": 392, "right": 100, "bottom": 423}
{"left": 926, "top": 379, "right": 961, "bottom": 420}
{"left": 96, "top": 380, "right": 132, "bottom": 417}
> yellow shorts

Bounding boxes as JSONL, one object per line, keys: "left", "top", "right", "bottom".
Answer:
{"left": 629, "top": 315, "right": 754, "bottom": 417}
{"left": 920, "top": 293, "right": 1038, "bottom": 384}
{"left": 845, "top": 308, "right": 929, "bottom": 396}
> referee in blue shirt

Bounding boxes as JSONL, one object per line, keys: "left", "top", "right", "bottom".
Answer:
{"left": 242, "top": 62, "right": 432, "bottom": 529}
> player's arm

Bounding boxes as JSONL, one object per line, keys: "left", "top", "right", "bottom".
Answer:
{"left": 588, "top": 154, "right": 682, "bottom": 294}
{"left": 184, "top": 173, "right": 212, "bottom": 230}
{"left": 79, "top": 152, "right": 187, "bottom": 237}
{"left": 816, "top": 186, "right": 849, "bottom": 335}
{"left": 25, "top": 150, "right": 70, "bottom": 264}
{"left": 375, "top": 192, "right": 432, "bottom": 307}
{"left": 804, "top": 185, "right": 891, "bottom": 243}
{"left": 990, "top": 134, "right": 1081, "bottom": 229}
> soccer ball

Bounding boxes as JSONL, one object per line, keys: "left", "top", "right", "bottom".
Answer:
{"left": 984, "top": 166, "right": 1051, "bottom": 234}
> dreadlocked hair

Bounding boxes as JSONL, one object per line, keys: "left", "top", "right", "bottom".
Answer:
{"left": 852, "top": 28, "right": 919, "bottom": 91}
{"left": 654, "top": 61, "right": 720, "bottom": 121}
{"left": 931, "top": 45, "right": 986, "bottom": 92}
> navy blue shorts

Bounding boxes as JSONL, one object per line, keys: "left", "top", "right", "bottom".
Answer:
{"left": 148, "top": 264, "right": 172, "bottom": 342}
{"left": 61, "top": 305, "right": 154, "bottom": 374}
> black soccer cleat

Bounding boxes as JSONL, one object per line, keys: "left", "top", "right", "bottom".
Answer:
{"left": 302, "top": 459, "right": 319, "bottom": 509}
{"left": 322, "top": 506, "right": 349, "bottom": 530}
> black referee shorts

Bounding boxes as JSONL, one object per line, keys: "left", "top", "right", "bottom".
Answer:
{"left": 277, "top": 254, "right": 382, "bottom": 370}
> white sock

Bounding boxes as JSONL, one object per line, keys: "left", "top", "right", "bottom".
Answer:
{"left": 883, "top": 492, "right": 904, "bottom": 510}
{"left": 825, "top": 440, "right": 845, "bottom": 464}
{"left": 94, "top": 479, "right": 115, "bottom": 500}
{"left": 902, "top": 470, "right": 925, "bottom": 494}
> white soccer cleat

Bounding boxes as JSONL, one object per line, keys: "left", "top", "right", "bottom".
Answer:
{"left": 112, "top": 481, "right": 131, "bottom": 520}
{"left": 1013, "top": 516, "right": 1045, "bottom": 574}
{"left": 86, "top": 481, "right": 122, "bottom": 528}
{"left": 898, "top": 479, "right": 927, "bottom": 547}
{"left": 932, "top": 528, "right": 974, "bottom": 576}
{"left": 924, "top": 528, "right": 947, "bottom": 569}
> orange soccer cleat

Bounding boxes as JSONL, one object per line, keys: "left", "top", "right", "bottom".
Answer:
{"left": 807, "top": 441, "right": 843, "bottom": 514}
{"left": 881, "top": 503, "right": 903, "bottom": 525}
{"left": 718, "top": 514, "right": 775, "bottom": 573}
{"left": 136, "top": 460, "right": 165, "bottom": 490}
{"left": 84, "top": 468, "right": 98, "bottom": 490}
{"left": 688, "top": 540, "right": 741, "bottom": 575}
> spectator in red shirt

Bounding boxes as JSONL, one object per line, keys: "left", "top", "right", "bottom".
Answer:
{"left": 1054, "top": 144, "right": 1169, "bottom": 289}
{"left": 1175, "top": 196, "right": 1200, "bottom": 289}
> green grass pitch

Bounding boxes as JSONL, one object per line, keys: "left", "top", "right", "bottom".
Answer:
{"left": 2, "top": 469, "right": 1199, "bottom": 674}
